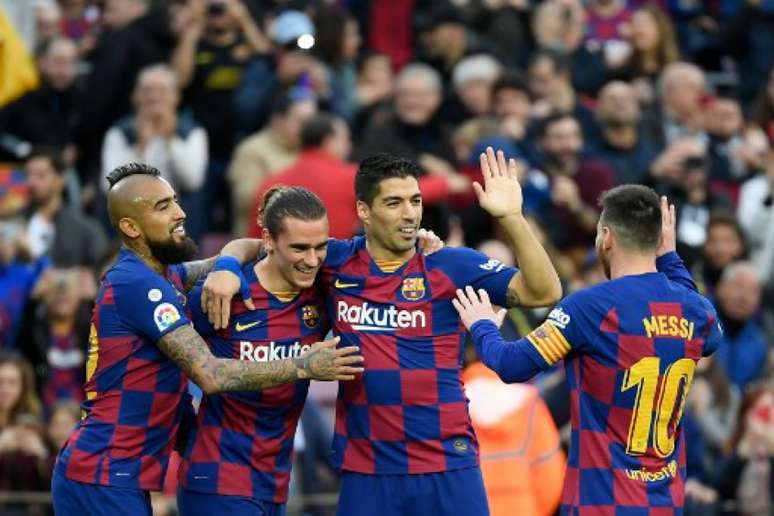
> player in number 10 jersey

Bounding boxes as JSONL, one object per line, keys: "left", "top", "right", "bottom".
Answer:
{"left": 454, "top": 187, "right": 723, "bottom": 515}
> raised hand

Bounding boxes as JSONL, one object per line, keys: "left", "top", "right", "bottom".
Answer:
{"left": 656, "top": 195, "right": 676, "bottom": 257}
{"left": 452, "top": 286, "right": 507, "bottom": 331}
{"left": 295, "top": 337, "right": 364, "bottom": 381}
{"left": 475, "top": 147, "right": 524, "bottom": 219}
{"left": 417, "top": 228, "right": 444, "bottom": 255}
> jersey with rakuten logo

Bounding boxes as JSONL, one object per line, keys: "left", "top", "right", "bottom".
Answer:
{"left": 179, "top": 260, "right": 328, "bottom": 503}
{"left": 321, "top": 237, "right": 518, "bottom": 475}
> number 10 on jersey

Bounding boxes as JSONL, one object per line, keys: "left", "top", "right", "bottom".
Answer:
{"left": 621, "top": 357, "right": 696, "bottom": 457}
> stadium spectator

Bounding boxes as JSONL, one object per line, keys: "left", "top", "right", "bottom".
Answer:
{"left": 491, "top": 70, "right": 534, "bottom": 158}
{"left": 24, "top": 149, "right": 107, "bottom": 267}
{"left": 584, "top": 0, "right": 633, "bottom": 46}
{"left": 445, "top": 53, "right": 502, "bottom": 125}
{"left": 350, "top": 52, "right": 395, "bottom": 140}
{"left": 687, "top": 356, "right": 741, "bottom": 458}
{"left": 16, "top": 267, "right": 94, "bottom": 405}
{"left": 0, "top": 37, "right": 80, "bottom": 165}
{"left": 750, "top": 67, "right": 774, "bottom": 137}
{"left": 249, "top": 114, "right": 358, "bottom": 240}
{"left": 526, "top": 49, "right": 599, "bottom": 139}
{"left": 100, "top": 64, "right": 208, "bottom": 239}
{"left": 691, "top": 212, "right": 747, "bottom": 295}
{"left": 657, "top": 62, "right": 707, "bottom": 146}
{"left": 227, "top": 94, "right": 317, "bottom": 237}
{"left": 590, "top": 80, "right": 661, "bottom": 184}
{"left": 535, "top": 112, "right": 614, "bottom": 255}
{"left": 59, "top": 0, "right": 101, "bottom": 54}
{"left": 0, "top": 352, "right": 41, "bottom": 431}
{"left": 704, "top": 97, "right": 749, "bottom": 186}
{"left": 712, "top": 261, "right": 768, "bottom": 391}
{"left": 356, "top": 63, "right": 471, "bottom": 238}
{"left": 463, "top": 361, "right": 564, "bottom": 516}
{"left": 605, "top": 4, "right": 680, "bottom": 107}
{"left": 35, "top": 1, "right": 63, "bottom": 48}
{"left": 738, "top": 147, "right": 774, "bottom": 290}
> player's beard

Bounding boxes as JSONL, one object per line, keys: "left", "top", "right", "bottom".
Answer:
{"left": 147, "top": 234, "right": 198, "bottom": 265}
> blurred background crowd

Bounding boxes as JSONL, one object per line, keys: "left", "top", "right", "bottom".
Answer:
{"left": 0, "top": 0, "right": 773, "bottom": 514}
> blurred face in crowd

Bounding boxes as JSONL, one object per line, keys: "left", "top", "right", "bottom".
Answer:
{"left": 494, "top": 87, "right": 530, "bottom": 124}
{"left": 542, "top": 117, "right": 583, "bottom": 168}
{"left": 457, "top": 79, "right": 494, "bottom": 117}
{"left": 206, "top": 0, "right": 238, "bottom": 33}
{"left": 597, "top": 81, "right": 639, "bottom": 127}
{"left": 324, "top": 119, "right": 352, "bottom": 161}
{"left": 425, "top": 22, "right": 465, "bottom": 58}
{"left": 679, "top": 155, "right": 708, "bottom": 193}
{"left": 704, "top": 99, "right": 742, "bottom": 140}
{"left": 39, "top": 39, "right": 78, "bottom": 92}
{"left": 532, "top": 0, "right": 585, "bottom": 52}
{"left": 342, "top": 18, "right": 361, "bottom": 61}
{"left": 48, "top": 406, "right": 79, "bottom": 450}
{"left": 662, "top": 66, "right": 705, "bottom": 118}
{"left": 528, "top": 57, "right": 562, "bottom": 101}
{"left": 26, "top": 156, "right": 64, "bottom": 207}
{"left": 274, "top": 99, "right": 318, "bottom": 150}
{"left": 44, "top": 269, "right": 81, "bottom": 321}
{"left": 0, "top": 363, "right": 23, "bottom": 415}
{"left": 704, "top": 222, "right": 744, "bottom": 271}
{"left": 0, "top": 221, "right": 21, "bottom": 265}
{"left": 263, "top": 216, "right": 329, "bottom": 290}
{"left": 103, "top": 0, "right": 147, "bottom": 30}
{"left": 133, "top": 68, "right": 179, "bottom": 120}
{"left": 395, "top": 72, "right": 441, "bottom": 126}
{"left": 276, "top": 49, "right": 312, "bottom": 84}
{"left": 36, "top": 4, "right": 62, "bottom": 43}
{"left": 358, "top": 177, "right": 423, "bottom": 256}
{"left": 630, "top": 9, "right": 660, "bottom": 52}
{"left": 716, "top": 266, "right": 761, "bottom": 322}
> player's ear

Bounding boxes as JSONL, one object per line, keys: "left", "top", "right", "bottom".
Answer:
{"left": 356, "top": 200, "right": 371, "bottom": 226}
{"left": 601, "top": 225, "right": 614, "bottom": 250}
{"left": 261, "top": 228, "right": 275, "bottom": 253}
{"left": 118, "top": 217, "right": 141, "bottom": 240}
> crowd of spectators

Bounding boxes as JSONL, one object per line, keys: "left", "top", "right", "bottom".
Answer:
{"left": 0, "top": 0, "right": 772, "bottom": 514}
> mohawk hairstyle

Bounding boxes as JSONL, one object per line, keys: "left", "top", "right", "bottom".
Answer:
{"left": 106, "top": 162, "right": 161, "bottom": 189}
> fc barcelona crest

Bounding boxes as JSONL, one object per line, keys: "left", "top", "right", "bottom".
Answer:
{"left": 302, "top": 305, "right": 320, "bottom": 328}
{"left": 401, "top": 277, "right": 426, "bottom": 301}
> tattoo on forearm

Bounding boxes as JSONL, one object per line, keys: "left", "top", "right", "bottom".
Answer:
{"left": 506, "top": 289, "right": 521, "bottom": 308}
{"left": 158, "top": 325, "right": 298, "bottom": 392}
{"left": 293, "top": 346, "right": 338, "bottom": 380}
{"left": 182, "top": 257, "right": 217, "bottom": 290}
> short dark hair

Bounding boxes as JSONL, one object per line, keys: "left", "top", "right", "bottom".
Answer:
{"left": 599, "top": 185, "right": 661, "bottom": 252}
{"left": 529, "top": 48, "right": 570, "bottom": 76}
{"left": 27, "top": 147, "right": 65, "bottom": 175}
{"left": 538, "top": 111, "right": 577, "bottom": 139}
{"left": 259, "top": 186, "right": 327, "bottom": 238}
{"left": 706, "top": 211, "right": 746, "bottom": 249}
{"left": 492, "top": 70, "right": 529, "bottom": 98}
{"left": 301, "top": 113, "right": 338, "bottom": 149}
{"left": 355, "top": 154, "right": 422, "bottom": 206}
{"left": 106, "top": 162, "right": 161, "bottom": 190}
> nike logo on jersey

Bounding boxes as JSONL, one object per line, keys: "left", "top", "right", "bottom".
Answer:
{"left": 235, "top": 320, "right": 261, "bottom": 332}
{"left": 335, "top": 279, "right": 359, "bottom": 289}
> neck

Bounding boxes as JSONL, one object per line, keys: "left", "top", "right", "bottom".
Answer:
{"left": 603, "top": 124, "right": 637, "bottom": 149}
{"left": 51, "top": 318, "right": 74, "bottom": 335}
{"left": 686, "top": 186, "right": 707, "bottom": 204}
{"left": 365, "top": 236, "right": 416, "bottom": 264}
{"left": 608, "top": 252, "right": 657, "bottom": 280}
{"left": 124, "top": 240, "right": 165, "bottom": 274}
{"left": 207, "top": 29, "right": 237, "bottom": 46}
{"left": 37, "top": 195, "right": 62, "bottom": 219}
{"left": 255, "top": 255, "right": 298, "bottom": 294}
{"left": 595, "top": 1, "right": 622, "bottom": 16}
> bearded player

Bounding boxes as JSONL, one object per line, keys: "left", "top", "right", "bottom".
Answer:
{"left": 52, "top": 164, "right": 362, "bottom": 515}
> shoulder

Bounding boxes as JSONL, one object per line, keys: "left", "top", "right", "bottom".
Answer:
{"left": 175, "top": 112, "right": 201, "bottom": 138}
{"left": 325, "top": 237, "right": 365, "bottom": 268}
{"left": 427, "top": 246, "right": 504, "bottom": 273}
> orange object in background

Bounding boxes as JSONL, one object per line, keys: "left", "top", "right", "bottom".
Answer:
{"left": 463, "top": 362, "right": 565, "bottom": 516}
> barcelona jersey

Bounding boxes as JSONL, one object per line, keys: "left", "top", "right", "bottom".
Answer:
{"left": 179, "top": 260, "right": 329, "bottom": 503}
{"left": 474, "top": 252, "right": 723, "bottom": 514}
{"left": 55, "top": 248, "right": 193, "bottom": 491}
{"left": 321, "top": 237, "right": 518, "bottom": 474}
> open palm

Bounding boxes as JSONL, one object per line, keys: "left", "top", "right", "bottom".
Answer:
{"left": 475, "top": 146, "right": 523, "bottom": 218}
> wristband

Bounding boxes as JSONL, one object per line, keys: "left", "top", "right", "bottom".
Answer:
{"left": 213, "top": 256, "right": 251, "bottom": 301}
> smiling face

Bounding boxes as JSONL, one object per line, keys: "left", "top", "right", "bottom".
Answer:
{"left": 116, "top": 176, "right": 197, "bottom": 264}
{"left": 264, "top": 216, "right": 329, "bottom": 290}
{"left": 358, "top": 176, "right": 422, "bottom": 258}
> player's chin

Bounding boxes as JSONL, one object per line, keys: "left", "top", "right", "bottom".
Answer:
{"left": 292, "top": 268, "right": 318, "bottom": 288}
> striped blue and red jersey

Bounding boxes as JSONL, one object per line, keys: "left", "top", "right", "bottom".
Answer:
{"left": 55, "top": 248, "right": 194, "bottom": 491}
{"left": 179, "top": 260, "right": 329, "bottom": 502}
{"left": 469, "top": 252, "right": 723, "bottom": 514}
{"left": 321, "top": 237, "right": 518, "bottom": 474}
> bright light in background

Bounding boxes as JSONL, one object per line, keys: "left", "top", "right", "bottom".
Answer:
{"left": 297, "top": 34, "right": 315, "bottom": 50}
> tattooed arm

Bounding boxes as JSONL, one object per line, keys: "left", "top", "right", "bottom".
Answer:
{"left": 181, "top": 239, "right": 265, "bottom": 291}
{"left": 156, "top": 325, "right": 363, "bottom": 393}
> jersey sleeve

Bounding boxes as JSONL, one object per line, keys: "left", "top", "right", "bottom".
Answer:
{"left": 434, "top": 247, "right": 518, "bottom": 306}
{"left": 521, "top": 292, "right": 591, "bottom": 368}
{"left": 324, "top": 237, "right": 364, "bottom": 268}
{"left": 186, "top": 281, "right": 217, "bottom": 337}
{"left": 699, "top": 297, "right": 723, "bottom": 357}
{"left": 656, "top": 251, "right": 698, "bottom": 292}
{"left": 113, "top": 272, "right": 192, "bottom": 343}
